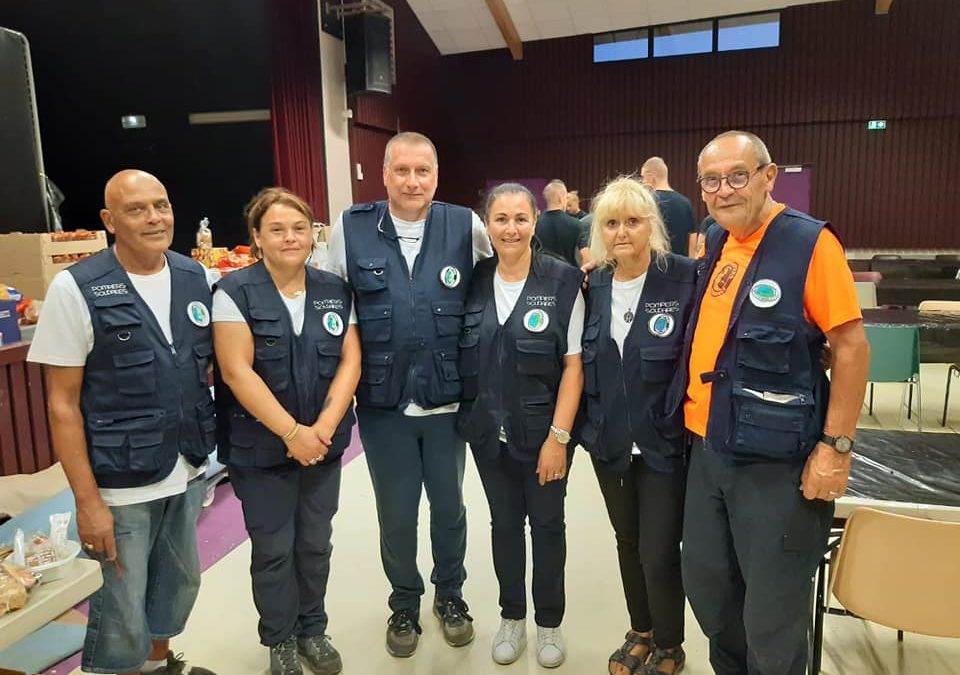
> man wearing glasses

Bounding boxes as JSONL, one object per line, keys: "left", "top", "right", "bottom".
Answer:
{"left": 668, "top": 131, "right": 869, "bottom": 675}
{"left": 324, "top": 132, "right": 492, "bottom": 657}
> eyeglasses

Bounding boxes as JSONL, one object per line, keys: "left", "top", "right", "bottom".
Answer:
{"left": 697, "top": 164, "right": 768, "bottom": 194}
{"left": 377, "top": 213, "right": 422, "bottom": 244}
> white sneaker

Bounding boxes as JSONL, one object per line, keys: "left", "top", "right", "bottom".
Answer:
{"left": 536, "top": 625, "right": 566, "bottom": 668}
{"left": 492, "top": 618, "right": 526, "bottom": 665}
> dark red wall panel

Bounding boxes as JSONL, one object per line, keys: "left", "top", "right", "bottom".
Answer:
{"left": 431, "top": 0, "right": 959, "bottom": 248}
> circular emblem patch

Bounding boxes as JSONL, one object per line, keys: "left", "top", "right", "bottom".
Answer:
{"left": 322, "top": 311, "right": 344, "bottom": 336}
{"left": 749, "top": 279, "right": 782, "bottom": 308}
{"left": 439, "top": 265, "right": 461, "bottom": 288}
{"left": 187, "top": 301, "right": 210, "bottom": 327}
{"left": 647, "top": 313, "right": 675, "bottom": 338}
{"left": 523, "top": 309, "right": 549, "bottom": 333}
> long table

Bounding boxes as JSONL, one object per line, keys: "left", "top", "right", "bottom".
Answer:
{"left": 836, "top": 428, "right": 960, "bottom": 521}
{"left": 861, "top": 307, "right": 960, "bottom": 364}
{"left": 876, "top": 278, "right": 960, "bottom": 307}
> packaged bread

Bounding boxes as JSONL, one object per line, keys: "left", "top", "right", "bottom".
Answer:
{"left": 0, "top": 565, "right": 29, "bottom": 616}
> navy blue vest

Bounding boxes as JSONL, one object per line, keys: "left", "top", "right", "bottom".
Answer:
{"left": 70, "top": 249, "right": 214, "bottom": 488}
{"left": 457, "top": 254, "right": 583, "bottom": 462}
{"left": 669, "top": 208, "right": 833, "bottom": 463}
{"left": 343, "top": 201, "right": 474, "bottom": 409}
{"left": 578, "top": 253, "right": 697, "bottom": 473}
{"left": 214, "top": 262, "right": 356, "bottom": 468}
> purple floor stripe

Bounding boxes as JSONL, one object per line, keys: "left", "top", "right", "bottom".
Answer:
{"left": 44, "top": 429, "right": 365, "bottom": 675}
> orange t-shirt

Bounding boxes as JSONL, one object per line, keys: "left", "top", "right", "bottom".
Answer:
{"left": 684, "top": 205, "right": 862, "bottom": 437}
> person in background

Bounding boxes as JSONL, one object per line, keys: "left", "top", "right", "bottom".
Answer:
{"left": 578, "top": 177, "right": 696, "bottom": 675}
{"left": 671, "top": 131, "right": 869, "bottom": 675}
{"left": 535, "top": 179, "right": 583, "bottom": 267}
{"left": 565, "top": 190, "right": 588, "bottom": 219}
{"left": 324, "top": 131, "right": 492, "bottom": 657}
{"left": 214, "top": 188, "right": 360, "bottom": 675}
{"left": 457, "top": 183, "right": 584, "bottom": 669}
{"left": 28, "top": 170, "right": 218, "bottom": 675}
{"left": 640, "top": 157, "right": 698, "bottom": 257}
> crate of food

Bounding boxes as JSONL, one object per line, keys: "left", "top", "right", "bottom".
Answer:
{"left": 0, "top": 230, "right": 107, "bottom": 300}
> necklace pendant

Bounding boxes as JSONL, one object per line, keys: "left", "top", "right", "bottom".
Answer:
{"left": 624, "top": 309, "right": 634, "bottom": 323}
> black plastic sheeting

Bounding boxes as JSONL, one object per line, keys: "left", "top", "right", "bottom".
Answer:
{"left": 862, "top": 308, "right": 960, "bottom": 364}
{"left": 847, "top": 429, "right": 960, "bottom": 507}
{"left": 876, "top": 279, "right": 960, "bottom": 307}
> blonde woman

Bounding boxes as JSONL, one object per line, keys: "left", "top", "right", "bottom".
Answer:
{"left": 578, "top": 177, "right": 696, "bottom": 675}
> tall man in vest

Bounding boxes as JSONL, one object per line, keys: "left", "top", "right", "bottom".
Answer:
{"left": 28, "top": 170, "right": 218, "bottom": 675}
{"left": 324, "top": 132, "right": 492, "bottom": 657}
{"left": 675, "top": 131, "right": 869, "bottom": 675}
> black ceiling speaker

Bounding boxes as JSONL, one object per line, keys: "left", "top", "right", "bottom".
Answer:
{"left": 344, "top": 12, "right": 392, "bottom": 96}
{"left": 0, "top": 27, "right": 50, "bottom": 232}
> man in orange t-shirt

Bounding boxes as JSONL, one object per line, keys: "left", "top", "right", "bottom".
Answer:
{"left": 678, "top": 131, "right": 869, "bottom": 675}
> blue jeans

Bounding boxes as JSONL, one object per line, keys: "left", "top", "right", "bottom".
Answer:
{"left": 357, "top": 406, "right": 467, "bottom": 615}
{"left": 81, "top": 477, "right": 206, "bottom": 673}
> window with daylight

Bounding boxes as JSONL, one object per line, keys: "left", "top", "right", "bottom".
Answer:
{"left": 593, "top": 29, "right": 649, "bottom": 63}
{"left": 652, "top": 20, "right": 713, "bottom": 57}
{"left": 718, "top": 13, "right": 781, "bottom": 51}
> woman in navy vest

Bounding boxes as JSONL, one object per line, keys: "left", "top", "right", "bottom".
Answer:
{"left": 578, "top": 177, "right": 696, "bottom": 675}
{"left": 457, "top": 183, "right": 585, "bottom": 668}
{"left": 213, "top": 188, "right": 360, "bottom": 675}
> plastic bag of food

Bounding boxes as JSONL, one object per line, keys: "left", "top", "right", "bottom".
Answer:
{"left": 49, "top": 512, "right": 71, "bottom": 557}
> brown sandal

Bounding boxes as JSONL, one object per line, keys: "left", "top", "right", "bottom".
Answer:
{"left": 608, "top": 631, "right": 654, "bottom": 675}
{"left": 640, "top": 645, "right": 686, "bottom": 675}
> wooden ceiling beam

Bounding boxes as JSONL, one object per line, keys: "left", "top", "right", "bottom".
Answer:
{"left": 484, "top": 0, "right": 523, "bottom": 60}
{"left": 875, "top": 0, "right": 894, "bottom": 14}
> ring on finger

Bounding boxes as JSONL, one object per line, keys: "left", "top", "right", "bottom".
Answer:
{"left": 83, "top": 542, "right": 95, "bottom": 550}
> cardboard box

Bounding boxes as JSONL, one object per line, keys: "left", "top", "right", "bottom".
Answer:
{"left": 0, "top": 231, "right": 107, "bottom": 300}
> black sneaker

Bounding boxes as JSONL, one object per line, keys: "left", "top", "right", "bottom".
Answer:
{"left": 270, "top": 636, "right": 304, "bottom": 675}
{"left": 386, "top": 608, "right": 422, "bottom": 657}
{"left": 297, "top": 635, "right": 342, "bottom": 675}
{"left": 151, "top": 651, "right": 218, "bottom": 674}
{"left": 433, "top": 596, "right": 475, "bottom": 647}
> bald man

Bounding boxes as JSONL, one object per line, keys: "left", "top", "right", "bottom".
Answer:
{"left": 641, "top": 157, "right": 698, "bottom": 257}
{"left": 535, "top": 179, "right": 583, "bottom": 267}
{"left": 28, "top": 171, "right": 218, "bottom": 675}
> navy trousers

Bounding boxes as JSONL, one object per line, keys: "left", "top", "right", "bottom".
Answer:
{"left": 357, "top": 406, "right": 467, "bottom": 615}
{"left": 231, "top": 459, "right": 342, "bottom": 646}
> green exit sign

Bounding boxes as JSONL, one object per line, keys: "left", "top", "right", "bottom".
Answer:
{"left": 867, "top": 119, "right": 887, "bottom": 130}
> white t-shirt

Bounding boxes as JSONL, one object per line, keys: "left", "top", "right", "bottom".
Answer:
{"left": 324, "top": 205, "right": 493, "bottom": 416}
{"left": 26, "top": 256, "right": 209, "bottom": 507}
{"left": 610, "top": 274, "right": 647, "bottom": 357}
{"left": 494, "top": 270, "right": 585, "bottom": 356}
{"left": 212, "top": 288, "right": 358, "bottom": 333}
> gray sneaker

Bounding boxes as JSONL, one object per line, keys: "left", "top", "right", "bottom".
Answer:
{"left": 151, "top": 651, "right": 218, "bottom": 674}
{"left": 433, "top": 596, "right": 475, "bottom": 647}
{"left": 297, "top": 635, "right": 342, "bottom": 675}
{"left": 270, "top": 636, "right": 304, "bottom": 675}
{"left": 386, "top": 608, "right": 422, "bottom": 657}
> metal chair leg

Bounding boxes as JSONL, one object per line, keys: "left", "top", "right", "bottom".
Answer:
{"left": 868, "top": 382, "right": 874, "bottom": 416}
{"left": 944, "top": 365, "right": 958, "bottom": 427}
{"left": 907, "top": 380, "right": 913, "bottom": 419}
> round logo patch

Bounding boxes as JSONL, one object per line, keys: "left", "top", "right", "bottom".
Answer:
{"left": 439, "top": 265, "right": 461, "bottom": 288}
{"left": 322, "top": 311, "right": 344, "bottom": 336}
{"left": 187, "top": 301, "right": 210, "bottom": 327}
{"left": 523, "top": 309, "right": 549, "bottom": 333}
{"left": 648, "top": 313, "right": 675, "bottom": 338}
{"left": 749, "top": 279, "right": 782, "bottom": 308}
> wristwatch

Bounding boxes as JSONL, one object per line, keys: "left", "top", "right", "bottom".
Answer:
{"left": 550, "top": 425, "right": 571, "bottom": 445}
{"left": 820, "top": 433, "right": 855, "bottom": 454}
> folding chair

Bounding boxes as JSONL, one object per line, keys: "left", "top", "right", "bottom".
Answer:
{"left": 864, "top": 325, "right": 921, "bottom": 430}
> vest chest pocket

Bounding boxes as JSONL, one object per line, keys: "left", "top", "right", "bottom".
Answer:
{"left": 112, "top": 349, "right": 157, "bottom": 395}
{"left": 360, "top": 351, "right": 394, "bottom": 404}
{"left": 640, "top": 345, "right": 682, "bottom": 383}
{"left": 249, "top": 308, "right": 289, "bottom": 390}
{"left": 581, "top": 314, "right": 602, "bottom": 395}
{"left": 354, "top": 257, "right": 389, "bottom": 293}
{"left": 737, "top": 324, "right": 795, "bottom": 374}
{"left": 93, "top": 294, "right": 141, "bottom": 332}
{"left": 515, "top": 338, "right": 557, "bottom": 375}
{"left": 731, "top": 386, "right": 811, "bottom": 460}
{"left": 432, "top": 301, "right": 465, "bottom": 337}
{"left": 316, "top": 341, "right": 341, "bottom": 378}
{"left": 87, "top": 408, "right": 167, "bottom": 474}
{"left": 358, "top": 304, "right": 393, "bottom": 343}
{"left": 193, "top": 341, "right": 213, "bottom": 385}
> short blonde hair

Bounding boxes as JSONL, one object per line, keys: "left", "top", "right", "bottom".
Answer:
{"left": 588, "top": 176, "right": 670, "bottom": 268}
